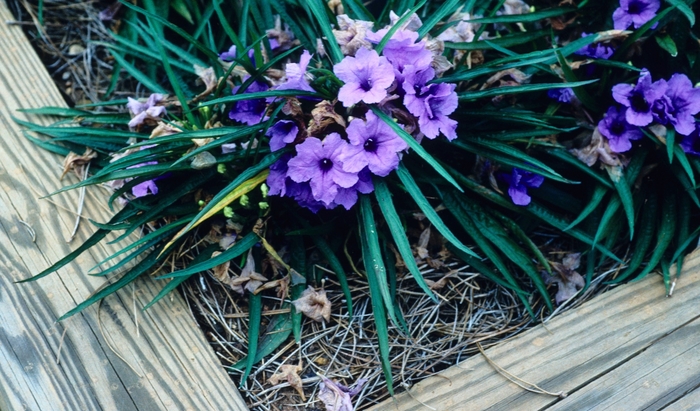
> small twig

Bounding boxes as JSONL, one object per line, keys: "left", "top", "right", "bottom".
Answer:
{"left": 18, "top": 220, "right": 36, "bottom": 243}
{"left": 476, "top": 342, "right": 567, "bottom": 399}
{"left": 68, "top": 162, "right": 90, "bottom": 242}
{"left": 55, "top": 326, "right": 68, "bottom": 364}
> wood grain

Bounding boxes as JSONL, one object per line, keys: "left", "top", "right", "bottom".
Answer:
{"left": 0, "top": 3, "right": 247, "bottom": 410}
{"left": 370, "top": 249, "right": 700, "bottom": 411}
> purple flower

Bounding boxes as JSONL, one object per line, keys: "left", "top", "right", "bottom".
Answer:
{"left": 275, "top": 50, "right": 315, "bottom": 94}
{"left": 126, "top": 160, "right": 159, "bottom": 198}
{"left": 219, "top": 45, "right": 255, "bottom": 63}
{"left": 598, "top": 106, "right": 643, "bottom": 153}
{"left": 548, "top": 88, "right": 575, "bottom": 103}
{"left": 680, "top": 124, "right": 700, "bottom": 155}
{"left": 229, "top": 79, "right": 270, "bottom": 125}
{"left": 267, "top": 153, "right": 294, "bottom": 197}
{"left": 402, "top": 64, "right": 436, "bottom": 111}
{"left": 267, "top": 120, "right": 299, "bottom": 151}
{"left": 132, "top": 179, "right": 158, "bottom": 197}
{"left": 126, "top": 94, "right": 166, "bottom": 128}
{"left": 613, "top": 0, "right": 660, "bottom": 30}
{"left": 652, "top": 73, "right": 700, "bottom": 136}
{"left": 415, "top": 86, "right": 459, "bottom": 140}
{"left": 287, "top": 133, "right": 358, "bottom": 205}
{"left": 333, "top": 47, "right": 395, "bottom": 107}
{"left": 331, "top": 168, "right": 375, "bottom": 210}
{"left": 500, "top": 168, "right": 544, "bottom": 206}
{"left": 338, "top": 111, "right": 408, "bottom": 177}
{"left": 612, "top": 69, "right": 667, "bottom": 126}
{"left": 366, "top": 29, "right": 433, "bottom": 75}
{"left": 402, "top": 65, "right": 458, "bottom": 139}
{"left": 575, "top": 33, "right": 614, "bottom": 59}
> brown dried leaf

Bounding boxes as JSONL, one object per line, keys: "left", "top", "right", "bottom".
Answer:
{"left": 570, "top": 128, "right": 624, "bottom": 167}
{"left": 61, "top": 148, "right": 97, "bottom": 180}
{"left": 211, "top": 251, "right": 231, "bottom": 283}
{"left": 149, "top": 121, "right": 182, "bottom": 139}
{"left": 292, "top": 286, "right": 331, "bottom": 322}
{"left": 269, "top": 363, "right": 305, "bottom": 400}
{"left": 414, "top": 227, "right": 431, "bottom": 260}
{"left": 307, "top": 100, "right": 346, "bottom": 137}
{"left": 544, "top": 253, "right": 585, "bottom": 305}
{"left": 481, "top": 68, "right": 531, "bottom": 89}
{"left": 229, "top": 249, "right": 269, "bottom": 294}
{"left": 193, "top": 65, "right": 218, "bottom": 102}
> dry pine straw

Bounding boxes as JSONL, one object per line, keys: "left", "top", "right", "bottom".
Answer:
{"left": 9, "top": 2, "right": 624, "bottom": 410}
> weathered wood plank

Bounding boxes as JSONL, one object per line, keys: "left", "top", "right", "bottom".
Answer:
{"left": 370, "top": 249, "right": 700, "bottom": 411}
{"left": 547, "top": 316, "right": 700, "bottom": 410}
{"left": 663, "top": 385, "right": 700, "bottom": 411}
{"left": 0, "top": 2, "right": 247, "bottom": 410}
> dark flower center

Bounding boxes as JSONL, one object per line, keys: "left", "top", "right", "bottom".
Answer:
{"left": 319, "top": 158, "right": 333, "bottom": 172}
{"left": 360, "top": 78, "right": 373, "bottom": 91}
{"left": 628, "top": 1, "right": 642, "bottom": 14}
{"left": 630, "top": 91, "right": 649, "bottom": 113}
{"left": 610, "top": 120, "right": 626, "bottom": 136}
{"left": 364, "top": 137, "right": 378, "bottom": 153}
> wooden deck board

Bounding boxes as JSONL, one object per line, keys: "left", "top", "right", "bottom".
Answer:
{"left": 371, "top": 249, "right": 700, "bottom": 411}
{"left": 0, "top": 2, "right": 247, "bottom": 410}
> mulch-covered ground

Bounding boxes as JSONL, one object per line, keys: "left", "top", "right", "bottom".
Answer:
{"left": 7, "top": 1, "right": 624, "bottom": 409}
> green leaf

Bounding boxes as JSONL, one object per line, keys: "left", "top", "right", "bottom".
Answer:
{"left": 445, "top": 30, "right": 548, "bottom": 51}
{"left": 17, "top": 207, "right": 136, "bottom": 283}
{"left": 458, "top": 80, "right": 598, "bottom": 101}
{"left": 666, "top": 0, "right": 695, "bottom": 26}
{"left": 628, "top": 191, "right": 677, "bottom": 283}
{"left": 607, "top": 168, "right": 636, "bottom": 240}
{"left": 156, "top": 232, "right": 259, "bottom": 279}
{"left": 545, "top": 148, "right": 613, "bottom": 189}
{"left": 396, "top": 164, "right": 478, "bottom": 258}
{"left": 110, "top": 51, "right": 168, "bottom": 94}
{"left": 376, "top": 1, "right": 427, "bottom": 53}
{"left": 311, "top": 235, "right": 353, "bottom": 316}
{"left": 609, "top": 194, "right": 657, "bottom": 283}
{"left": 464, "top": 7, "right": 575, "bottom": 24}
{"left": 564, "top": 185, "right": 608, "bottom": 231}
{"left": 359, "top": 196, "right": 402, "bottom": 328}
{"left": 555, "top": 50, "right": 598, "bottom": 111}
{"left": 57, "top": 244, "right": 169, "bottom": 321}
{"left": 655, "top": 34, "right": 679, "bottom": 57}
{"left": 666, "top": 127, "right": 676, "bottom": 163}
{"left": 305, "top": 0, "right": 343, "bottom": 63}
{"left": 233, "top": 312, "right": 293, "bottom": 369}
{"left": 170, "top": 0, "right": 193, "bottom": 23}
{"left": 374, "top": 179, "right": 437, "bottom": 302}
{"left": 241, "top": 292, "right": 262, "bottom": 385}
{"left": 371, "top": 106, "right": 462, "bottom": 191}
{"left": 358, "top": 214, "right": 394, "bottom": 395}
{"left": 443, "top": 191, "right": 535, "bottom": 317}
{"left": 417, "top": 0, "right": 460, "bottom": 39}
{"left": 593, "top": 195, "right": 621, "bottom": 246}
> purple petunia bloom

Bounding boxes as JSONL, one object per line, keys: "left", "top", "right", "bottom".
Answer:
{"left": 612, "top": 69, "right": 667, "bottom": 126}
{"left": 598, "top": 106, "right": 643, "bottom": 152}
{"left": 403, "top": 64, "right": 436, "bottom": 111}
{"left": 338, "top": 111, "right": 408, "bottom": 177}
{"left": 229, "top": 79, "right": 270, "bottom": 125}
{"left": 126, "top": 160, "right": 159, "bottom": 198}
{"left": 267, "top": 153, "right": 293, "bottom": 197}
{"left": 127, "top": 94, "right": 166, "bottom": 128}
{"left": 333, "top": 47, "right": 395, "bottom": 107}
{"left": 219, "top": 45, "right": 255, "bottom": 63}
{"left": 548, "top": 88, "right": 575, "bottom": 103}
{"left": 331, "top": 168, "right": 375, "bottom": 210}
{"left": 500, "top": 168, "right": 544, "bottom": 206}
{"left": 613, "top": 0, "right": 660, "bottom": 30}
{"left": 575, "top": 33, "right": 614, "bottom": 59}
{"left": 266, "top": 120, "right": 299, "bottom": 151}
{"left": 402, "top": 64, "right": 458, "bottom": 139}
{"left": 275, "top": 50, "right": 315, "bottom": 94}
{"left": 366, "top": 29, "right": 433, "bottom": 76}
{"left": 680, "top": 124, "right": 700, "bottom": 155}
{"left": 287, "top": 133, "right": 358, "bottom": 205}
{"left": 652, "top": 73, "right": 700, "bottom": 136}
